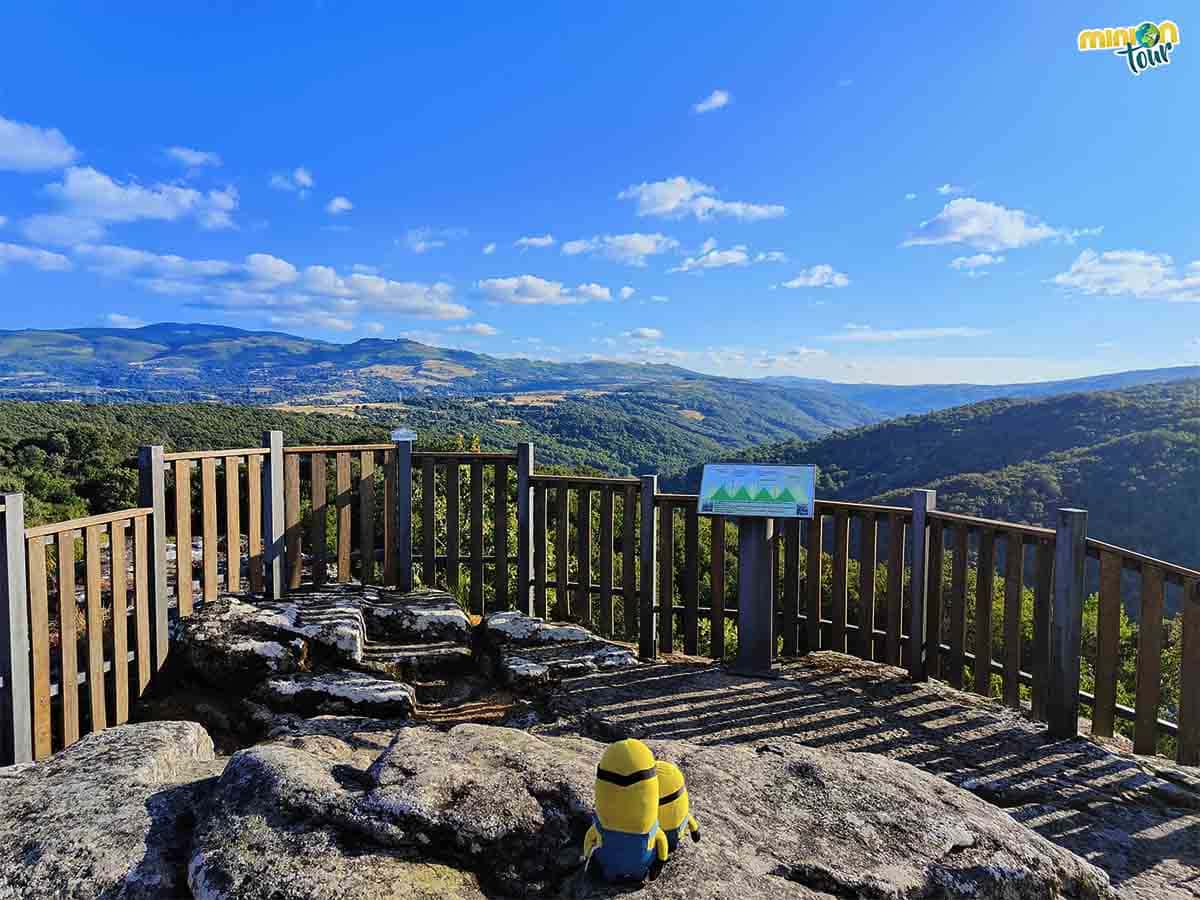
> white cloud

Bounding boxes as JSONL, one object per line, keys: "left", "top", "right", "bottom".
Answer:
{"left": 837, "top": 78, "right": 854, "bottom": 88}
{"left": 352, "top": 263, "right": 379, "bottom": 275}
{"left": 269, "top": 167, "right": 314, "bottom": 195}
{"left": 515, "top": 234, "right": 555, "bottom": 249}
{"left": 904, "top": 192, "right": 917, "bottom": 201}
{"left": 325, "top": 196, "right": 353, "bottom": 215}
{"left": 244, "top": 252, "right": 299, "bottom": 286}
{"left": 476, "top": 274, "right": 613, "bottom": 305}
{"left": 562, "top": 232, "right": 678, "bottom": 267}
{"left": 0, "top": 242, "right": 73, "bottom": 272}
{"left": 1051, "top": 249, "right": 1200, "bottom": 302}
{"left": 0, "top": 115, "right": 79, "bottom": 172}
{"left": 74, "top": 243, "right": 235, "bottom": 282}
{"left": 618, "top": 176, "right": 786, "bottom": 221}
{"left": 268, "top": 311, "right": 354, "bottom": 332}
{"left": 825, "top": 325, "right": 989, "bottom": 343}
{"left": 670, "top": 243, "right": 751, "bottom": 273}
{"left": 902, "top": 198, "right": 1067, "bottom": 251}
{"left": 755, "top": 250, "right": 787, "bottom": 263}
{"left": 780, "top": 264, "right": 849, "bottom": 289}
{"left": 619, "top": 286, "right": 635, "bottom": 300}
{"left": 692, "top": 89, "right": 731, "bottom": 114}
{"left": 624, "top": 327, "right": 663, "bottom": 340}
{"left": 21, "top": 214, "right": 106, "bottom": 245}
{"left": 448, "top": 322, "right": 499, "bottom": 336}
{"left": 105, "top": 313, "right": 147, "bottom": 328}
{"left": 936, "top": 183, "right": 963, "bottom": 195}
{"left": 43, "top": 166, "right": 237, "bottom": 232}
{"left": 949, "top": 253, "right": 1004, "bottom": 271}
{"left": 364, "top": 322, "right": 386, "bottom": 334}
{"left": 482, "top": 242, "right": 496, "bottom": 255}
{"left": 166, "top": 146, "right": 222, "bottom": 168}
{"left": 403, "top": 226, "right": 465, "bottom": 254}
{"left": 650, "top": 295, "right": 670, "bottom": 303}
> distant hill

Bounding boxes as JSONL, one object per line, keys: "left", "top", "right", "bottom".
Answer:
{"left": 673, "top": 381, "right": 1200, "bottom": 572}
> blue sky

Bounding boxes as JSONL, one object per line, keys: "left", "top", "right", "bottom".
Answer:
{"left": 0, "top": 2, "right": 1196, "bottom": 384}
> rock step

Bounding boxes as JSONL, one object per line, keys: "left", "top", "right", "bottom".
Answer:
{"left": 360, "top": 640, "right": 476, "bottom": 680}
{"left": 256, "top": 670, "right": 416, "bottom": 719}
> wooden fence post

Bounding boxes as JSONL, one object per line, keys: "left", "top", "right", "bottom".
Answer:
{"left": 516, "top": 442, "right": 534, "bottom": 615}
{"left": 1048, "top": 508, "right": 1087, "bottom": 738}
{"left": 262, "top": 431, "right": 286, "bottom": 600}
{"left": 138, "top": 446, "right": 170, "bottom": 668}
{"left": 907, "top": 489, "right": 936, "bottom": 681}
{"left": 639, "top": 475, "right": 658, "bottom": 660}
{"left": 393, "top": 434, "right": 413, "bottom": 593}
{"left": 0, "top": 493, "right": 32, "bottom": 765}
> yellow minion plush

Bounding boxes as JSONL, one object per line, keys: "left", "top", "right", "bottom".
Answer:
{"left": 582, "top": 739, "right": 670, "bottom": 883}
{"left": 656, "top": 761, "right": 701, "bottom": 851}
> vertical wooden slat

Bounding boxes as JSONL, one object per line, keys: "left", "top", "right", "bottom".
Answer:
{"left": 470, "top": 460, "right": 484, "bottom": 613}
{"left": 109, "top": 521, "right": 129, "bottom": 725}
{"left": 1003, "top": 533, "right": 1024, "bottom": 708}
{"left": 382, "top": 450, "right": 396, "bottom": 586}
{"left": 554, "top": 484, "right": 569, "bottom": 618}
{"left": 1133, "top": 565, "right": 1164, "bottom": 755}
{"left": 26, "top": 536, "right": 52, "bottom": 759}
{"left": 858, "top": 512, "right": 877, "bottom": 660}
{"left": 683, "top": 503, "right": 699, "bottom": 656}
{"left": 359, "top": 451, "right": 377, "bottom": 585}
{"left": 395, "top": 440, "right": 413, "bottom": 592}
{"left": 261, "top": 431, "right": 286, "bottom": 600}
{"left": 805, "top": 512, "right": 823, "bottom": 651}
{"left": 56, "top": 531, "right": 79, "bottom": 747}
{"left": 710, "top": 516, "right": 725, "bottom": 659}
{"left": 782, "top": 519, "right": 799, "bottom": 656}
{"left": 638, "top": 476, "right": 658, "bottom": 659}
{"left": 1031, "top": 538, "right": 1054, "bottom": 720}
{"left": 885, "top": 514, "right": 904, "bottom": 666}
{"left": 925, "top": 519, "right": 945, "bottom": 678}
{"left": 174, "top": 460, "right": 193, "bottom": 616}
{"left": 495, "top": 462, "right": 510, "bottom": 609}
{"left": 516, "top": 443, "right": 534, "bottom": 615}
{"left": 658, "top": 503, "right": 674, "bottom": 653}
{"left": 576, "top": 484, "right": 591, "bottom": 625}
{"left": 137, "top": 447, "right": 168, "bottom": 670}
{"left": 421, "top": 457, "right": 436, "bottom": 587}
{"left": 224, "top": 457, "right": 241, "bottom": 593}
{"left": 336, "top": 453, "right": 351, "bottom": 583}
{"left": 533, "top": 483, "right": 547, "bottom": 618}
{"left": 1178, "top": 578, "right": 1200, "bottom": 766}
{"left": 284, "top": 454, "right": 302, "bottom": 590}
{"left": 83, "top": 525, "right": 106, "bottom": 733}
{"left": 201, "top": 458, "right": 219, "bottom": 602}
{"left": 247, "top": 454, "right": 264, "bottom": 593}
{"left": 446, "top": 462, "right": 460, "bottom": 596}
{"left": 948, "top": 525, "right": 969, "bottom": 689}
{"left": 599, "top": 488, "right": 614, "bottom": 637}
{"left": 133, "top": 516, "right": 151, "bottom": 694}
{"left": 310, "top": 453, "right": 327, "bottom": 586}
{"left": 830, "top": 509, "right": 849, "bottom": 653}
{"left": 974, "top": 528, "right": 995, "bottom": 696}
{"left": 1092, "top": 552, "right": 1122, "bottom": 737}
{"left": 622, "top": 485, "right": 637, "bottom": 640}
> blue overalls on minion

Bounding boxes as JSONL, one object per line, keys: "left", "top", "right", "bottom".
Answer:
{"left": 588, "top": 818, "right": 662, "bottom": 881}
{"left": 582, "top": 739, "right": 670, "bottom": 883}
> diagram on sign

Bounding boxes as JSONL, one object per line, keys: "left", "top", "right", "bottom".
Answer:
{"left": 698, "top": 464, "right": 816, "bottom": 519}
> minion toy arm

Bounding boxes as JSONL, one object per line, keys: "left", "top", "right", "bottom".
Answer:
{"left": 582, "top": 823, "right": 602, "bottom": 862}
{"left": 648, "top": 828, "right": 669, "bottom": 881}
{"left": 687, "top": 814, "right": 701, "bottom": 843}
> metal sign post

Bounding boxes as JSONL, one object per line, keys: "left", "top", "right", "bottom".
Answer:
{"left": 698, "top": 463, "right": 816, "bottom": 678}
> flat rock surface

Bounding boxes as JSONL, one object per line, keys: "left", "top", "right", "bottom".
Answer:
{"left": 190, "top": 718, "right": 1113, "bottom": 899}
{"left": 545, "top": 651, "right": 1200, "bottom": 900}
{"left": 256, "top": 669, "right": 416, "bottom": 719}
{"left": 362, "top": 588, "right": 472, "bottom": 644}
{"left": 484, "top": 611, "right": 595, "bottom": 645}
{"left": 0, "top": 721, "right": 223, "bottom": 899}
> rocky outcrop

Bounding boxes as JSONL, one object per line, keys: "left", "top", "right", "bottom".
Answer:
{"left": 478, "top": 611, "right": 639, "bottom": 692}
{"left": 169, "top": 597, "right": 312, "bottom": 686}
{"left": 190, "top": 720, "right": 1114, "bottom": 900}
{"left": 362, "top": 589, "right": 472, "bottom": 644}
{"left": 256, "top": 670, "right": 416, "bottom": 719}
{"left": 0, "top": 721, "right": 223, "bottom": 899}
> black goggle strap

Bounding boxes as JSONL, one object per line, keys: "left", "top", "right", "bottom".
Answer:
{"left": 658, "top": 786, "right": 684, "bottom": 806}
{"left": 596, "top": 765, "right": 657, "bottom": 787}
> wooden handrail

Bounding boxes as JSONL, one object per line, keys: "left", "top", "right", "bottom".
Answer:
{"left": 1086, "top": 538, "right": 1200, "bottom": 585}
{"left": 25, "top": 508, "right": 152, "bottom": 539}
{"left": 163, "top": 448, "right": 268, "bottom": 462}
{"left": 284, "top": 442, "right": 395, "bottom": 454}
{"left": 927, "top": 509, "right": 1056, "bottom": 539}
{"left": 531, "top": 473, "right": 642, "bottom": 486}
{"left": 815, "top": 499, "right": 911, "bottom": 516}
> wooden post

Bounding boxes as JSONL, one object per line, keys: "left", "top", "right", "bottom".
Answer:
{"left": 731, "top": 516, "right": 776, "bottom": 677}
{"left": 1047, "top": 508, "right": 1087, "bottom": 738}
{"left": 907, "top": 489, "right": 936, "bottom": 680}
{"left": 393, "top": 435, "right": 413, "bottom": 593}
{"left": 0, "top": 494, "right": 32, "bottom": 765}
{"left": 516, "top": 442, "right": 534, "bottom": 615}
{"left": 138, "top": 446, "right": 170, "bottom": 669}
{"left": 262, "top": 431, "right": 286, "bottom": 600}
{"left": 638, "top": 475, "right": 658, "bottom": 660}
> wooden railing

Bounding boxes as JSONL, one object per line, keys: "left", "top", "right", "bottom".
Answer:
{"left": 2, "top": 440, "right": 1197, "bottom": 769}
